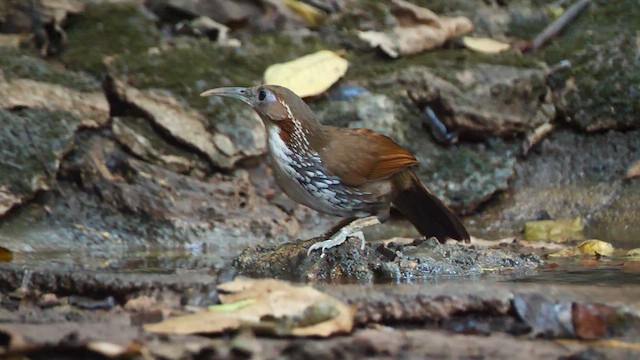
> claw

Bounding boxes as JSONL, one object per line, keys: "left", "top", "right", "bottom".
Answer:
{"left": 306, "top": 217, "right": 379, "bottom": 256}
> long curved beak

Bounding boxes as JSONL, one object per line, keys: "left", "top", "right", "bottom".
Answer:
{"left": 200, "top": 87, "right": 251, "bottom": 104}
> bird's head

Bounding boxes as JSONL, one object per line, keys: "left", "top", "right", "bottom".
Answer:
{"left": 200, "top": 85, "right": 313, "bottom": 125}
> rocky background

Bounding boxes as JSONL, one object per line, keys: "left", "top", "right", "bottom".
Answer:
{"left": 1, "top": 0, "right": 638, "bottom": 259}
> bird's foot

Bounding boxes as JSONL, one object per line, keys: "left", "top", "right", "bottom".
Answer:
{"left": 306, "top": 230, "right": 365, "bottom": 257}
{"left": 306, "top": 216, "right": 379, "bottom": 256}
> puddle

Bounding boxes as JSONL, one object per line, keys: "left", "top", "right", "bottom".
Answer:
{"left": 508, "top": 258, "right": 640, "bottom": 286}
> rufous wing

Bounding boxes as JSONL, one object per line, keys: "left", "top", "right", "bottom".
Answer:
{"left": 319, "top": 128, "right": 419, "bottom": 187}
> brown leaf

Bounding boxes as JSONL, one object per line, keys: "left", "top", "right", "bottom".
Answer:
{"left": 357, "top": 0, "right": 472, "bottom": 57}
{"left": 572, "top": 303, "right": 616, "bottom": 340}
{"left": 145, "top": 278, "right": 354, "bottom": 337}
{"left": 625, "top": 160, "right": 640, "bottom": 179}
{"left": 0, "top": 246, "right": 12, "bottom": 262}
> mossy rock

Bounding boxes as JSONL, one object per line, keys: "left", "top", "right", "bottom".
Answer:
{"left": 539, "top": 0, "right": 640, "bottom": 131}
{"left": 61, "top": 2, "right": 160, "bottom": 76}
{"left": 0, "top": 108, "right": 80, "bottom": 214}
{"left": 0, "top": 48, "right": 99, "bottom": 91}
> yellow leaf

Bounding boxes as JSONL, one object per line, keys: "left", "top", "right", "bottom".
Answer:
{"left": 576, "top": 239, "right": 614, "bottom": 256}
{"left": 546, "top": 5, "right": 565, "bottom": 19}
{"left": 462, "top": 37, "right": 511, "bottom": 54}
{"left": 263, "top": 50, "right": 348, "bottom": 98}
{"left": 546, "top": 248, "right": 578, "bottom": 258}
{"left": 523, "top": 217, "right": 584, "bottom": 242}
{"left": 284, "top": 0, "right": 326, "bottom": 26}
{"left": 627, "top": 248, "right": 640, "bottom": 257}
{"left": 145, "top": 278, "right": 354, "bottom": 337}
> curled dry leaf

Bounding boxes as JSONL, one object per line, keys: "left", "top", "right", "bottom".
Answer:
{"left": 462, "top": 37, "right": 511, "bottom": 54}
{"left": 263, "top": 50, "right": 348, "bottom": 98}
{"left": 627, "top": 248, "right": 640, "bottom": 257}
{"left": 145, "top": 278, "right": 354, "bottom": 337}
{"left": 624, "top": 160, "right": 640, "bottom": 179}
{"left": 357, "top": 0, "right": 473, "bottom": 58}
{"left": 0, "top": 246, "right": 12, "bottom": 262}
{"left": 283, "top": 0, "right": 326, "bottom": 26}
{"left": 576, "top": 240, "right": 614, "bottom": 256}
{"left": 523, "top": 217, "right": 584, "bottom": 242}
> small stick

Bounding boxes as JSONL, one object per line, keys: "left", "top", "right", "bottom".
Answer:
{"left": 532, "top": 0, "right": 591, "bottom": 52}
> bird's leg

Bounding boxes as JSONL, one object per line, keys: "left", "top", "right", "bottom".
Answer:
{"left": 307, "top": 216, "right": 380, "bottom": 256}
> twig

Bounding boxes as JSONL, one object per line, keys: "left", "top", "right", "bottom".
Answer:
{"left": 532, "top": 0, "right": 591, "bottom": 52}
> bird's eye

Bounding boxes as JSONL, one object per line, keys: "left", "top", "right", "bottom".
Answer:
{"left": 258, "top": 89, "right": 267, "bottom": 101}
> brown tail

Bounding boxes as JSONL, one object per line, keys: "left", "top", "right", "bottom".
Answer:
{"left": 392, "top": 171, "right": 470, "bottom": 244}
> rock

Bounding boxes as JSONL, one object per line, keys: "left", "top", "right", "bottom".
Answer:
{"left": 0, "top": 47, "right": 100, "bottom": 92}
{"left": 233, "top": 237, "right": 542, "bottom": 283}
{"left": 470, "top": 129, "right": 640, "bottom": 243}
{"left": 0, "top": 108, "right": 80, "bottom": 216}
{"left": 550, "top": 35, "right": 640, "bottom": 132}
{"left": 397, "top": 65, "right": 555, "bottom": 139}
{"left": 175, "top": 16, "right": 239, "bottom": 46}
{"left": 317, "top": 93, "right": 409, "bottom": 144}
{"left": 0, "top": 78, "right": 109, "bottom": 128}
{"left": 111, "top": 116, "right": 208, "bottom": 174}
{"left": 61, "top": 2, "right": 160, "bottom": 75}
{"left": 148, "top": 0, "right": 262, "bottom": 26}
{"left": 104, "top": 76, "right": 252, "bottom": 169}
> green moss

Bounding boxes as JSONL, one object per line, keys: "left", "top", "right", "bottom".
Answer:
{"left": 346, "top": 48, "right": 542, "bottom": 89}
{"left": 506, "top": 8, "right": 551, "bottom": 40}
{"left": 538, "top": 0, "right": 640, "bottom": 64}
{"left": 538, "top": 0, "right": 640, "bottom": 130}
{"left": 109, "top": 34, "right": 333, "bottom": 129}
{"left": 327, "top": 0, "right": 389, "bottom": 30}
{"left": 61, "top": 2, "right": 159, "bottom": 76}
{"left": 0, "top": 108, "right": 80, "bottom": 195}
{"left": 0, "top": 48, "right": 99, "bottom": 91}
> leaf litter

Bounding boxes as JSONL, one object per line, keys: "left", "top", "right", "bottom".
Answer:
{"left": 145, "top": 278, "right": 355, "bottom": 337}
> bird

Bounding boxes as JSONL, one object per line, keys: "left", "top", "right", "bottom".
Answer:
{"left": 200, "top": 85, "right": 470, "bottom": 254}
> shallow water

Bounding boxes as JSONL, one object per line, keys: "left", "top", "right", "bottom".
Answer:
{"left": 4, "top": 243, "right": 639, "bottom": 287}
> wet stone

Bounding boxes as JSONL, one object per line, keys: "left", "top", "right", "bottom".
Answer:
{"left": 0, "top": 108, "right": 80, "bottom": 216}
{"left": 233, "top": 237, "right": 543, "bottom": 283}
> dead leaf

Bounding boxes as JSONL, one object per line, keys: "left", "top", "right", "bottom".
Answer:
{"left": 0, "top": 246, "right": 12, "bottom": 262}
{"left": 627, "top": 248, "right": 640, "bottom": 257}
{"left": 576, "top": 240, "right": 613, "bottom": 256}
{"left": 572, "top": 303, "right": 616, "bottom": 340}
{"left": 462, "top": 37, "right": 511, "bottom": 54}
{"left": 357, "top": 0, "right": 473, "bottom": 58}
{"left": 624, "top": 160, "right": 640, "bottom": 179}
{"left": 263, "top": 50, "right": 348, "bottom": 98}
{"left": 283, "top": 0, "right": 326, "bottom": 26}
{"left": 523, "top": 217, "right": 584, "bottom": 242}
{"left": 556, "top": 339, "right": 640, "bottom": 351}
{"left": 145, "top": 278, "right": 354, "bottom": 337}
{"left": 546, "top": 247, "right": 578, "bottom": 258}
